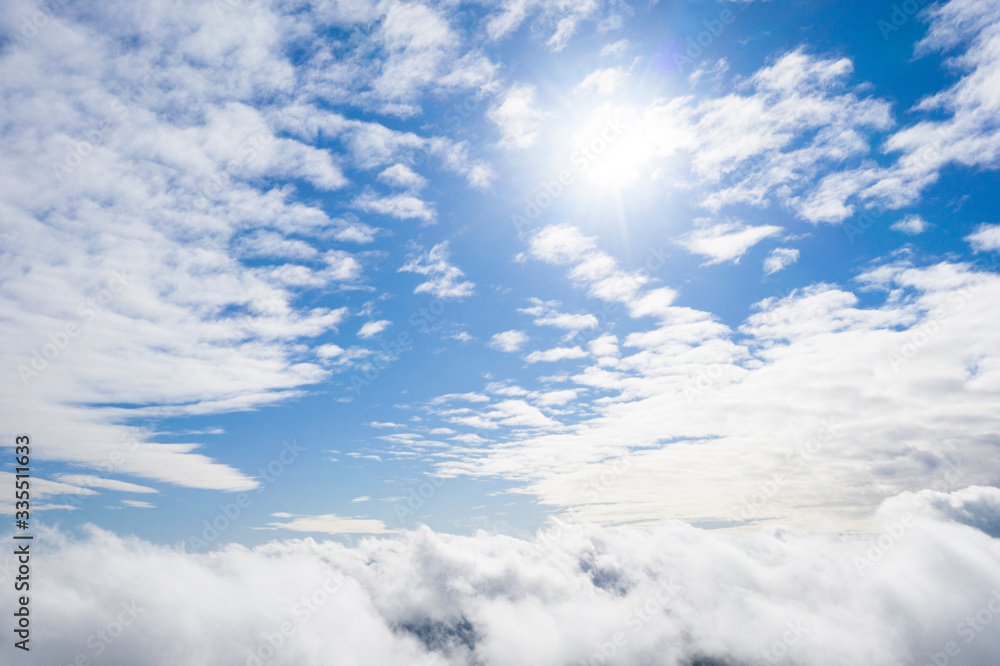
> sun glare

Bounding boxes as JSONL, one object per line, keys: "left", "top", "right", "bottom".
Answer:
{"left": 568, "top": 112, "right": 655, "bottom": 192}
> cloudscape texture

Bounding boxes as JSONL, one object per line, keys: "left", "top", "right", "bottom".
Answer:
{"left": 1, "top": 0, "right": 1000, "bottom": 663}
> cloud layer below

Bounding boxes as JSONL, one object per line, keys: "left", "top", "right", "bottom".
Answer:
{"left": 4, "top": 486, "right": 999, "bottom": 665}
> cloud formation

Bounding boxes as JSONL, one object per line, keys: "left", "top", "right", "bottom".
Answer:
{"left": 4, "top": 494, "right": 1000, "bottom": 665}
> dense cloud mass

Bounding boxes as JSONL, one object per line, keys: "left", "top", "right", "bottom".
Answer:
{"left": 3, "top": 486, "right": 999, "bottom": 666}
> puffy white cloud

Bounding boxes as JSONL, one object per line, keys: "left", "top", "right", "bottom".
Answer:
{"left": 526, "top": 224, "right": 599, "bottom": 264}
{"left": 5, "top": 505, "right": 1000, "bottom": 665}
{"left": 575, "top": 67, "right": 627, "bottom": 96}
{"left": 525, "top": 346, "right": 588, "bottom": 363}
{"left": 676, "top": 221, "right": 783, "bottom": 265}
{"left": 532, "top": 388, "right": 582, "bottom": 406}
{"left": 353, "top": 192, "right": 436, "bottom": 222}
{"left": 488, "top": 83, "right": 548, "bottom": 149}
{"left": 627, "top": 288, "right": 679, "bottom": 319}
{"left": 763, "top": 247, "right": 800, "bottom": 275}
{"left": 527, "top": 225, "right": 651, "bottom": 306}
{"left": 378, "top": 163, "right": 428, "bottom": 190}
{"left": 891, "top": 214, "right": 930, "bottom": 235}
{"left": 398, "top": 242, "right": 475, "bottom": 300}
{"left": 518, "top": 298, "right": 599, "bottom": 330}
{"left": 966, "top": 223, "right": 1000, "bottom": 252}
{"left": 488, "top": 330, "right": 529, "bottom": 353}
{"left": 358, "top": 320, "right": 392, "bottom": 339}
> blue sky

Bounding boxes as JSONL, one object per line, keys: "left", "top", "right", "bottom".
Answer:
{"left": 6, "top": 1, "right": 1000, "bottom": 664}
{"left": 3, "top": 0, "right": 1000, "bottom": 553}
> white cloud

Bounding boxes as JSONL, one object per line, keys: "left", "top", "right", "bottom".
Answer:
{"left": 604, "top": 48, "right": 897, "bottom": 220}
{"left": 966, "top": 223, "right": 1000, "bottom": 252}
{"left": 527, "top": 224, "right": 598, "bottom": 265}
{"left": 10, "top": 510, "right": 1000, "bottom": 664}
{"left": 0, "top": 0, "right": 516, "bottom": 491}
{"left": 526, "top": 225, "right": 652, "bottom": 306}
{"left": 763, "top": 247, "right": 800, "bottom": 275}
{"left": 575, "top": 67, "right": 626, "bottom": 96}
{"left": 316, "top": 344, "right": 346, "bottom": 359}
{"left": 377, "top": 163, "right": 427, "bottom": 190}
{"left": 398, "top": 242, "right": 475, "bottom": 299}
{"left": 429, "top": 260, "right": 1000, "bottom": 532}
{"left": 238, "top": 231, "right": 320, "bottom": 261}
{"left": 264, "top": 512, "right": 393, "bottom": 535}
{"left": 799, "top": 0, "right": 1000, "bottom": 220}
{"left": 483, "top": 399, "right": 561, "bottom": 429}
{"left": 484, "top": 0, "right": 610, "bottom": 50}
{"left": 628, "top": 288, "right": 679, "bottom": 319}
{"left": 518, "top": 298, "right": 599, "bottom": 330}
{"left": 532, "top": 388, "right": 581, "bottom": 406}
{"left": 53, "top": 475, "right": 158, "bottom": 494}
{"left": 431, "top": 392, "right": 492, "bottom": 404}
{"left": 353, "top": 192, "right": 436, "bottom": 222}
{"left": 525, "top": 346, "right": 588, "bottom": 363}
{"left": 358, "top": 320, "right": 392, "bottom": 339}
{"left": 588, "top": 334, "right": 619, "bottom": 358}
{"left": 121, "top": 500, "right": 155, "bottom": 508}
{"left": 677, "top": 222, "right": 783, "bottom": 265}
{"left": 488, "top": 330, "right": 529, "bottom": 352}
{"left": 600, "top": 39, "right": 630, "bottom": 56}
{"left": 488, "top": 83, "right": 548, "bottom": 149}
{"left": 891, "top": 215, "right": 930, "bottom": 235}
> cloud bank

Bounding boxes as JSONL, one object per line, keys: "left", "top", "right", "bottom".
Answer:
{"left": 4, "top": 488, "right": 999, "bottom": 665}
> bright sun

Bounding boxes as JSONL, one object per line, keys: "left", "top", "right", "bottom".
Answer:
{"left": 569, "top": 113, "right": 653, "bottom": 192}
